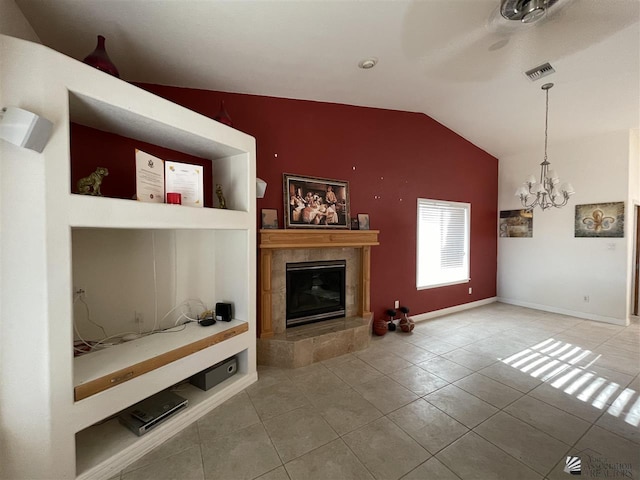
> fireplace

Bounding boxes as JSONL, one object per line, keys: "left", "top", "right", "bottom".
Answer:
{"left": 258, "top": 230, "right": 379, "bottom": 367}
{"left": 286, "top": 260, "right": 346, "bottom": 328}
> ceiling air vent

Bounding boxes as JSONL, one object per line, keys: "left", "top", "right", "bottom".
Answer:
{"left": 524, "top": 62, "right": 555, "bottom": 81}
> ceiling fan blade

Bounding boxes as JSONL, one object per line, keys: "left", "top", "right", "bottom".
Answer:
{"left": 485, "top": 0, "right": 577, "bottom": 36}
{"left": 405, "top": 0, "right": 638, "bottom": 82}
{"left": 519, "top": 0, "right": 639, "bottom": 61}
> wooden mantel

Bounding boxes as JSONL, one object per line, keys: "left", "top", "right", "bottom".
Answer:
{"left": 259, "top": 229, "right": 380, "bottom": 338}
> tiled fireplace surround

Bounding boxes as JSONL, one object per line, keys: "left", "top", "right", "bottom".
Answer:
{"left": 258, "top": 230, "right": 379, "bottom": 368}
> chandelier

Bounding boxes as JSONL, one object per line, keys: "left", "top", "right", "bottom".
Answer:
{"left": 516, "top": 83, "right": 574, "bottom": 211}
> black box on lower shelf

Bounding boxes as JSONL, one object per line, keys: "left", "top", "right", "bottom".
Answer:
{"left": 118, "top": 390, "right": 188, "bottom": 436}
{"left": 189, "top": 356, "right": 237, "bottom": 391}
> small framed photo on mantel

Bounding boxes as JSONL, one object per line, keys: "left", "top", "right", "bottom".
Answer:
{"left": 357, "top": 214, "right": 370, "bottom": 230}
{"left": 261, "top": 208, "right": 278, "bottom": 229}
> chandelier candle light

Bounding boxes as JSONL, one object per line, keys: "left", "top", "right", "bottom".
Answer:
{"left": 516, "top": 83, "right": 574, "bottom": 211}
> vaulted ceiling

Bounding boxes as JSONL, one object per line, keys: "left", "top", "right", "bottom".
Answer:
{"left": 15, "top": 0, "right": 640, "bottom": 158}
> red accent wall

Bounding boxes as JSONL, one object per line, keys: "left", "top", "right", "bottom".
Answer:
{"left": 138, "top": 84, "right": 498, "bottom": 319}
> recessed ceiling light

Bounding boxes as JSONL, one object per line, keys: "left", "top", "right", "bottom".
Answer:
{"left": 358, "top": 58, "right": 378, "bottom": 69}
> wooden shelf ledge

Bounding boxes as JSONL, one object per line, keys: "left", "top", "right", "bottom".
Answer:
{"left": 74, "top": 320, "right": 248, "bottom": 401}
{"left": 260, "top": 229, "right": 379, "bottom": 249}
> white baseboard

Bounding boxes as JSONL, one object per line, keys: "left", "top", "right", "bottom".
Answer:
{"left": 412, "top": 297, "right": 497, "bottom": 323}
{"left": 496, "top": 297, "right": 628, "bottom": 326}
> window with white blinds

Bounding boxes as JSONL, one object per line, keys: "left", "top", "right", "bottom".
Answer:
{"left": 417, "top": 199, "right": 470, "bottom": 289}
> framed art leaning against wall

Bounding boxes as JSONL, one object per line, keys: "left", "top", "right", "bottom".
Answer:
{"left": 283, "top": 174, "right": 350, "bottom": 229}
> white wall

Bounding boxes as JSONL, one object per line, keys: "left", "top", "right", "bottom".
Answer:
{"left": 0, "top": 0, "right": 40, "bottom": 42}
{"left": 628, "top": 129, "right": 640, "bottom": 314}
{"left": 71, "top": 229, "right": 242, "bottom": 342}
{"left": 498, "top": 130, "right": 631, "bottom": 325}
{"left": 630, "top": 129, "right": 640, "bottom": 207}
{"left": 0, "top": 35, "right": 71, "bottom": 478}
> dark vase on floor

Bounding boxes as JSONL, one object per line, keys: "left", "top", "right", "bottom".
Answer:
{"left": 214, "top": 100, "right": 233, "bottom": 127}
{"left": 83, "top": 35, "right": 120, "bottom": 78}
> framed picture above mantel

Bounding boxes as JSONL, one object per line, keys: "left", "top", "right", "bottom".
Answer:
{"left": 284, "top": 174, "right": 350, "bottom": 229}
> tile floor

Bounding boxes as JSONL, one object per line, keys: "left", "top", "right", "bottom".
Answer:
{"left": 112, "top": 303, "right": 640, "bottom": 480}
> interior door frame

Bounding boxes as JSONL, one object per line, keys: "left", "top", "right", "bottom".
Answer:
{"left": 634, "top": 204, "right": 640, "bottom": 316}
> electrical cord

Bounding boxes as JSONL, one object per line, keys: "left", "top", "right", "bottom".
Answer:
{"left": 73, "top": 291, "right": 107, "bottom": 338}
{"left": 157, "top": 301, "right": 192, "bottom": 329}
{"left": 187, "top": 298, "right": 208, "bottom": 312}
{"left": 156, "top": 298, "right": 208, "bottom": 330}
{"left": 73, "top": 319, "right": 97, "bottom": 350}
{"left": 90, "top": 331, "right": 143, "bottom": 350}
{"left": 72, "top": 228, "right": 208, "bottom": 356}
{"left": 151, "top": 231, "right": 159, "bottom": 333}
{"left": 173, "top": 230, "right": 178, "bottom": 309}
{"left": 152, "top": 321, "right": 194, "bottom": 334}
{"left": 73, "top": 313, "right": 201, "bottom": 356}
{"left": 175, "top": 312, "right": 199, "bottom": 326}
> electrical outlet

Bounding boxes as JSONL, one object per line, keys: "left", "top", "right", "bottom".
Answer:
{"left": 394, "top": 300, "right": 399, "bottom": 309}
{"left": 134, "top": 311, "right": 144, "bottom": 324}
{"left": 583, "top": 295, "right": 590, "bottom": 303}
{"left": 468, "top": 287, "right": 473, "bottom": 295}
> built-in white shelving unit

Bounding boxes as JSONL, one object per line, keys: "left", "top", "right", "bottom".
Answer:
{"left": 0, "top": 35, "right": 257, "bottom": 480}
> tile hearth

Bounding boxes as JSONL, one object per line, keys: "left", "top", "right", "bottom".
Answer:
{"left": 257, "top": 315, "right": 372, "bottom": 368}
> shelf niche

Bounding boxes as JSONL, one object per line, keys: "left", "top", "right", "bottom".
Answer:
{"left": 75, "top": 348, "right": 252, "bottom": 478}
{"left": 69, "top": 91, "right": 250, "bottom": 213}
{"left": 0, "top": 35, "right": 256, "bottom": 480}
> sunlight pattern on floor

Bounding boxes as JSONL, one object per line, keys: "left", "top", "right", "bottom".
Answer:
{"left": 501, "top": 337, "right": 639, "bottom": 427}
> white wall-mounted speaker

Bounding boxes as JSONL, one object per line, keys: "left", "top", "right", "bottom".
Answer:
{"left": 256, "top": 177, "right": 267, "bottom": 198}
{"left": 0, "top": 106, "right": 53, "bottom": 153}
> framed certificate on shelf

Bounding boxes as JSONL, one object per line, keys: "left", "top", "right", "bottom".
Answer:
{"left": 135, "top": 149, "right": 164, "bottom": 203}
{"left": 165, "top": 161, "right": 204, "bottom": 208}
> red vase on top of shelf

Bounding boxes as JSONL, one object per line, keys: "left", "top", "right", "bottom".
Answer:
{"left": 83, "top": 35, "right": 120, "bottom": 78}
{"left": 214, "top": 100, "right": 233, "bottom": 127}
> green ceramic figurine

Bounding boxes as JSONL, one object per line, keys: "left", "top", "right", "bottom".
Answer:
{"left": 77, "top": 167, "right": 109, "bottom": 196}
{"left": 216, "top": 183, "right": 227, "bottom": 209}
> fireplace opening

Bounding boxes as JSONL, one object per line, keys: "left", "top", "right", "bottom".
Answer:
{"left": 286, "top": 260, "right": 346, "bottom": 328}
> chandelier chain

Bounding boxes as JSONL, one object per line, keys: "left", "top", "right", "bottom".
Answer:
{"left": 515, "top": 82, "right": 574, "bottom": 211}
{"left": 544, "top": 86, "right": 549, "bottom": 162}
